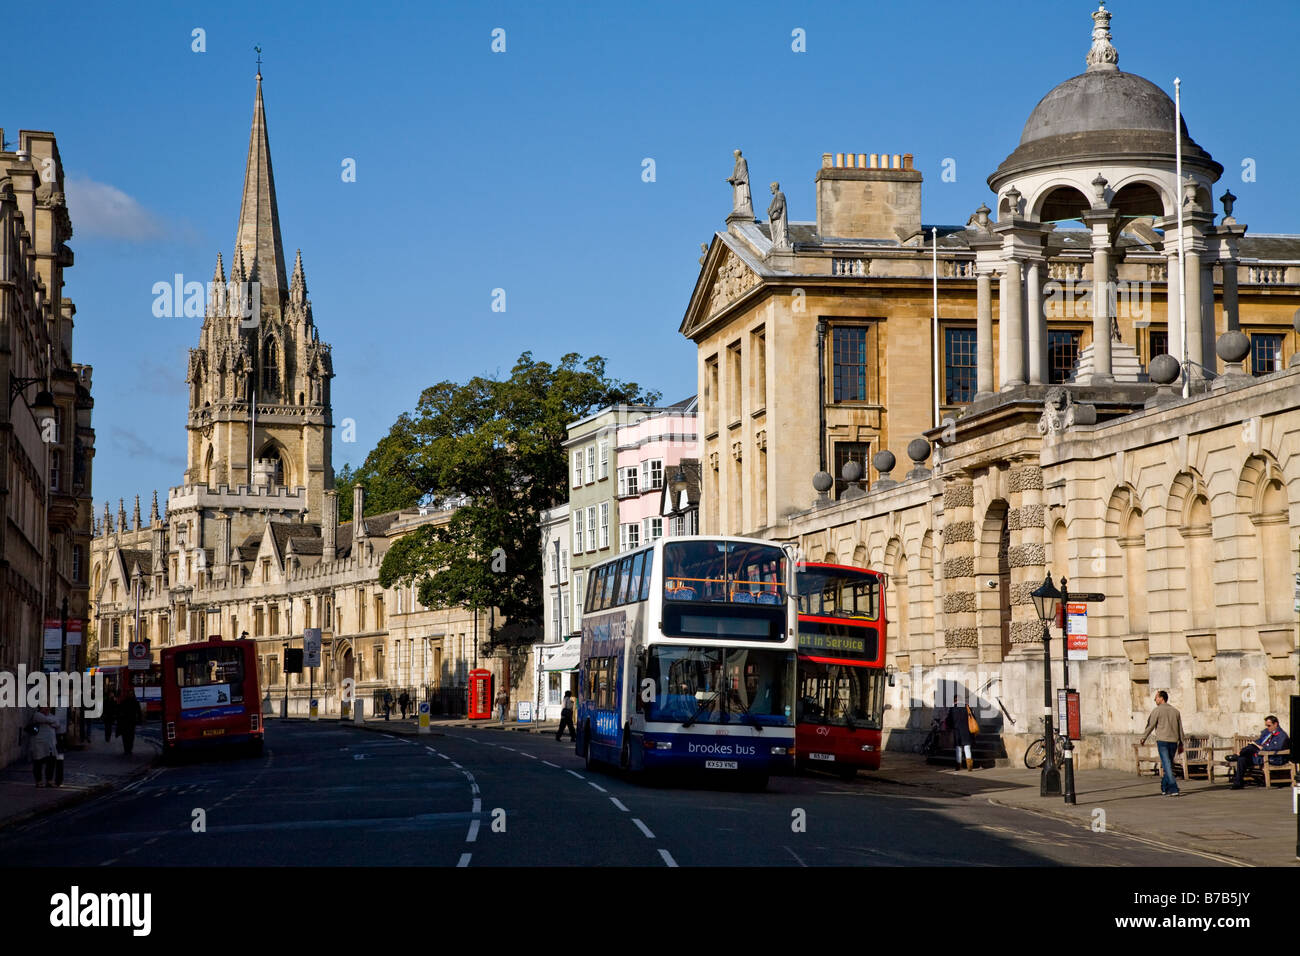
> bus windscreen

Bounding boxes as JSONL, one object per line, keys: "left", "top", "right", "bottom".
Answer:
{"left": 797, "top": 619, "right": 879, "bottom": 660}
{"left": 173, "top": 646, "right": 248, "bottom": 711}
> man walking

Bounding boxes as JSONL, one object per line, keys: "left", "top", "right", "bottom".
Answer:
{"left": 116, "top": 686, "right": 142, "bottom": 757}
{"left": 556, "top": 690, "right": 576, "bottom": 742}
{"left": 1138, "top": 690, "right": 1185, "bottom": 796}
{"left": 1229, "top": 715, "right": 1289, "bottom": 789}
{"left": 398, "top": 690, "right": 410, "bottom": 720}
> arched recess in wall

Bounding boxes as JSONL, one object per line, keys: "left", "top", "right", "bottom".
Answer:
{"left": 1169, "top": 469, "right": 1213, "bottom": 633}
{"left": 257, "top": 440, "right": 293, "bottom": 489}
{"left": 203, "top": 445, "right": 215, "bottom": 486}
{"left": 978, "top": 500, "right": 1011, "bottom": 659}
{"left": 884, "top": 537, "right": 908, "bottom": 656}
{"left": 1239, "top": 453, "right": 1292, "bottom": 625}
{"left": 1105, "top": 485, "right": 1148, "bottom": 636}
{"left": 1049, "top": 518, "right": 1068, "bottom": 580}
{"left": 852, "top": 543, "right": 867, "bottom": 568}
{"left": 917, "top": 530, "right": 935, "bottom": 647}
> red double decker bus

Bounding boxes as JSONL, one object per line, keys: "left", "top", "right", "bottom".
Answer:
{"left": 795, "top": 563, "right": 888, "bottom": 778}
{"left": 161, "top": 636, "right": 264, "bottom": 758}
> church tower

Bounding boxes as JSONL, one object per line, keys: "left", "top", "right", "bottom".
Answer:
{"left": 185, "top": 71, "right": 334, "bottom": 520}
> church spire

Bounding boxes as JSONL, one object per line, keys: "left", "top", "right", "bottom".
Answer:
{"left": 233, "top": 71, "right": 287, "bottom": 316}
{"left": 150, "top": 490, "right": 160, "bottom": 525}
{"left": 289, "top": 248, "right": 308, "bottom": 309}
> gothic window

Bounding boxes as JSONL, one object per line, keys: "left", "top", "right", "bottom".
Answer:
{"left": 262, "top": 337, "right": 279, "bottom": 394}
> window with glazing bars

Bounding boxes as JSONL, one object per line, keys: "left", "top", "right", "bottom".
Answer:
{"left": 832, "top": 327, "right": 868, "bottom": 402}
{"left": 944, "top": 328, "right": 977, "bottom": 404}
{"left": 1048, "top": 330, "right": 1082, "bottom": 384}
{"left": 1250, "top": 333, "right": 1283, "bottom": 376}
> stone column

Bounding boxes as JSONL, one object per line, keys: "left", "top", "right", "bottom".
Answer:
{"left": 976, "top": 268, "right": 994, "bottom": 398}
{"left": 941, "top": 478, "right": 978, "bottom": 655}
{"left": 998, "top": 272, "right": 1008, "bottom": 390}
{"left": 1026, "top": 260, "right": 1045, "bottom": 385}
{"left": 1184, "top": 244, "right": 1203, "bottom": 372}
{"left": 1222, "top": 257, "right": 1239, "bottom": 332}
{"left": 1001, "top": 257, "right": 1025, "bottom": 389}
{"left": 1201, "top": 261, "right": 1217, "bottom": 371}
{"left": 1007, "top": 459, "right": 1047, "bottom": 651}
{"left": 1090, "top": 241, "right": 1112, "bottom": 382}
{"left": 1165, "top": 247, "right": 1183, "bottom": 360}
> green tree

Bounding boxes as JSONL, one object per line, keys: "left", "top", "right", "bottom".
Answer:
{"left": 377, "top": 352, "right": 658, "bottom": 641}
{"left": 336, "top": 415, "right": 429, "bottom": 522}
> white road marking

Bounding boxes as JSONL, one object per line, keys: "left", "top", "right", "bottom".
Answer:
{"left": 784, "top": 845, "right": 808, "bottom": 867}
{"left": 632, "top": 818, "right": 655, "bottom": 839}
{"left": 472, "top": 798, "right": 482, "bottom": 814}
{"left": 542, "top": 760, "right": 559, "bottom": 768}
{"left": 520, "top": 752, "right": 537, "bottom": 759}
{"left": 450, "top": 762, "right": 462, "bottom": 769}
{"left": 425, "top": 747, "right": 438, "bottom": 754}
{"left": 609, "top": 797, "right": 629, "bottom": 812}
{"left": 438, "top": 754, "right": 450, "bottom": 760}
{"left": 499, "top": 746, "right": 515, "bottom": 752}
{"left": 457, "top": 853, "right": 472, "bottom": 867}
{"left": 659, "top": 849, "right": 678, "bottom": 867}
{"left": 466, "top": 820, "right": 480, "bottom": 843}
{"left": 587, "top": 781, "right": 608, "bottom": 793}
{"left": 471, "top": 784, "right": 480, "bottom": 795}
{"left": 566, "top": 770, "right": 584, "bottom": 780}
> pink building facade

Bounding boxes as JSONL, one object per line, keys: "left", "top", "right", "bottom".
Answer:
{"left": 614, "top": 399, "right": 698, "bottom": 549}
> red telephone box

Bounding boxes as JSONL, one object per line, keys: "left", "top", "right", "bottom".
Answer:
{"left": 468, "top": 669, "right": 494, "bottom": 720}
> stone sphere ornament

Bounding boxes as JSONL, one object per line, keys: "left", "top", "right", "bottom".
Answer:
{"left": 872, "top": 450, "right": 896, "bottom": 475}
{"left": 841, "top": 460, "right": 863, "bottom": 483}
{"left": 907, "top": 438, "right": 931, "bottom": 464}
{"left": 1148, "top": 353, "right": 1180, "bottom": 385}
{"left": 812, "top": 471, "right": 834, "bottom": 494}
{"left": 1215, "top": 330, "right": 1250, "bottom": 364}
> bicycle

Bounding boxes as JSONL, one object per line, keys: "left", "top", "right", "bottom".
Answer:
{"left": 1023, "top": 734, "right": 1071, "bottom": 770}
{"left": 921, "top": 716, "right": 945, "bottom": 757}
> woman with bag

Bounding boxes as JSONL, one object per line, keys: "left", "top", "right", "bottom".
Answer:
{"left": 947, "top": 697, "right": 979, "bottom": 770}
{"left": 29, "top": 706, "right": 61, "bottom": 787}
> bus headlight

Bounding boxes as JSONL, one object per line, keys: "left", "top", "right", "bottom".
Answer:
{"left": 770, "top": 746, "right": 792, "bottom": 756}
{"left": 861, "top": 743, "right": 875, "bottom": 751}
{"left": 643, "top": 740, "right": 672, "bottom": 750}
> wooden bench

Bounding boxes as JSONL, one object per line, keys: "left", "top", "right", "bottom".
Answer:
{"left": 1133, "top": 742, "right": 1161, "bottom": 775}
{"left": 1215, "top": 735, "right": 1296, "bottom": 786}
{"left": 1179, "top": 734, "right": 1214, "bottom": 780}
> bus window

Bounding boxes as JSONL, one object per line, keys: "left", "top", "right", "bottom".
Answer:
{"left": 640, "top": 550, "right": 654, "bottom": 601}
{"left": 627, "top": 552, "right": 645, "bottom": 603}
{"left": 616, "top": 556, "right": 634, "bottom": 604}
{"left": 602, "top": 564, "right": 617, "bottom": 608}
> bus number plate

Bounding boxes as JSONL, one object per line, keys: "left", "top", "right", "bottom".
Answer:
{"left": 810, "top": 752, "right": 835, "bottom": 761}
{"left": 203, "top": 728, "right": 225, "bottom": 737}
{"left": 705, "top": 760, "right": 738, "bottom": 770}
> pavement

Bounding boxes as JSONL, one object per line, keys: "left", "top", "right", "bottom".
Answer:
{"left": 0, "top": 726, "right": 161, "bottom": 832}
{"left": 3, "top": 715, "right": 1294, "bottom": 866}
{"left": 350, "top": 717, "right": 1299, "bottom": 867}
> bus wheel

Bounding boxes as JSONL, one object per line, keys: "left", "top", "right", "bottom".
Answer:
{"left": 743, "top": 774, "right": 769, "bottom": 792}
{"left": 582, "top": 724, "right": 596, "bottom": 771}
{"left": 249, "top": 738, "right": 265, "bottom": 758}
{"left": 838, "top": 766, "right": 857, "bottom": 781}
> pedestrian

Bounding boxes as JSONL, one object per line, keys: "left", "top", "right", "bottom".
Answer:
{"left": 1138, "top": 690, "right": 1184, "bottom": 796}
{"left": 116, "top": 686, "right": 142, "bottom": 756}
{"left": 556, "top": 690, "right": 576, "bottom": 741}
{"left": 383, "top": 690, "right": 393, "bottom": 721}
{"left": 398, "top": 691, "right": 410, "bottom": 720}
{"left": 1228, "top": 715, "right": 1289, "bottom": 789}
{"left": 29, "top": 706, "right": 61, "bottom": 787}
{"left": 79, "top": 696, "right": 93, "bottom": 743}
{"left": 497, "top": 689, "right": 510, "bottom": 726}
{"left": 947, "top": 697, "right": 977, "bottom": 771}
{"left": 102, "top": 689, "right": 117, "bottom": 743}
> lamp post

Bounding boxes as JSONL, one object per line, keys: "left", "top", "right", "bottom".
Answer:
{"left": 282, "top": 640, "right": 289, "bottom": 718}
{"left": 1058, "top": 577, "right": 1077, "bottom": 805}
{"left": 1030, "top": 573, "right": 1062, "bottom": 797}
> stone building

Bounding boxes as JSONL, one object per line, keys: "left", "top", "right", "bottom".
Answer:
{"left": 90, "top": 74, "right": 483, "bottom": 715}
{"left": 681, "top": 5, "right": 1296, "bottom": 545}
{"left": 680, "top": 4, "right": 1299, "bottom": 767}
{"left": 1, "top": 128, "right": 96, "bottom": 766}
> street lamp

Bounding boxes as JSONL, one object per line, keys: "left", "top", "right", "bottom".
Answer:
{"left": 1030, "top": 573, "right": 1062, "bottom": 797}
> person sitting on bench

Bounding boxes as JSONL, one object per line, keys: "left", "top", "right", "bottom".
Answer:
{"left": 1228, "top": 715, "right": 1289, "bottom": 789}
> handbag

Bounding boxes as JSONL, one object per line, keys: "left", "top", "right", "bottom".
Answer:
{"left": 966, "top": 706, "right": 980, "bottom": 735}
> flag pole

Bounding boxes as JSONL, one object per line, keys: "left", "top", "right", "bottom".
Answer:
{"left": 1175, "top": 77, "right": 1189, "bottom": 398}
{"left": 932, "top": 226, "right": 940, "bottom": 428}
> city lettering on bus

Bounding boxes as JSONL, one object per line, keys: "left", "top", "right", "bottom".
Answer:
{"left": 576, "top": 536, "right": 798, "bottom": 789}
{"left": 795, "top": 563, "right": 889, "bottom": 777}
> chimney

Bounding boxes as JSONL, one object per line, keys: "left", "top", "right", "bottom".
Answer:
{"left": 353, "top": 484, "right": 366, "bottom": 539}
{"left": 322, "top": 490, "right": 337, "bottom": 561}
{"left": 816, "top": 149, "right": 922, "bottom": 241}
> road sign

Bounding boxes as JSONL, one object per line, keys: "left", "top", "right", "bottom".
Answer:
{"left": 418, "top": 700, "right": 430, "bottom": 734}
{"left": 309, "top": 698, "right": 319, "bottom": 721}
{"left": 1070, "top": 592, "right": 1107, "bottom": 603}
{"left": 128, "top": 641, "right": 150, "bottom": 671}
{"left": 303, "top": 628, "right": 322, "bottom": 668}
{"left": 517, "top": 701, "right": 532, "bottom": 723}
{"left": 1065, "top": 602, "right": 1088, "bottom": 660}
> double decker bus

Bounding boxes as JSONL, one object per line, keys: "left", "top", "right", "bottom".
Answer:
{"left": 576, "top": 536, "right": 797, "bottom": 788}
{"left": 160, "top": 636, "right": 264, "bottom": 758}
{"left": 91, "top": 664, "right": 163, "bottom": 720}
{"left": 795, "top": 563, "right": 888, "bottom": 778}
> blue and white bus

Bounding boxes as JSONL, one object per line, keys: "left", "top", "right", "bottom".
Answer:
{"left": 576, "top": 536, "right": 797, "bottom": 787}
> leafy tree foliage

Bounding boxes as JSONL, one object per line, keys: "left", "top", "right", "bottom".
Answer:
{"left": 374, "top": 352, "right": 658, "bottom": 639}
{"left": 336, "top": 415, "right": 428, "bottom": 522}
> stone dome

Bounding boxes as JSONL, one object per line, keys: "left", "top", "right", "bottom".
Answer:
{"left": 990, "top": 3, "right": 1222, "bottom": 186}
{"left": 1019, "top": 70, "right": 1184, "bottom": 146}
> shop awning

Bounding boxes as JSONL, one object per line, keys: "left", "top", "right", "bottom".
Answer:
{"left": 541, "top": 640, "right": 581, "bottom": 672}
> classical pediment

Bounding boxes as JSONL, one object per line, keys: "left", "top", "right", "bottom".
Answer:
{"left": 680, "top": 237, "right": 765, "bottom": 339}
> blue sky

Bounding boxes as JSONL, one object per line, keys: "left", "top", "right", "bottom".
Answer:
{"left": 10, "top": 0, "right": 1297, "bottom": 513}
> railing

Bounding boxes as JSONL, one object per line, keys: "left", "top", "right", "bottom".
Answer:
{"left": 1247, "top": 264, "right": 1288, "bottom": 284}
{"left": 831, "top": 257, "right": 869, "bottom": 277}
